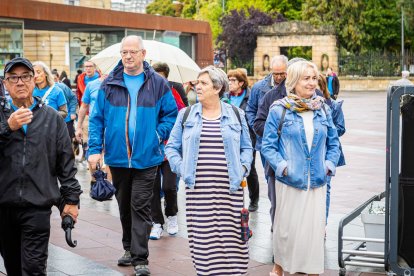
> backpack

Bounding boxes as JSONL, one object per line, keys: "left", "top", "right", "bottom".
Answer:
{"left": 181, "top": 104, "right": 241, "bottom": 129}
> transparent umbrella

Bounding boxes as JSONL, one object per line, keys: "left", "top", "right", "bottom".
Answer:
{"left": 90, "top": 40, "right": 200, "bottom": 83}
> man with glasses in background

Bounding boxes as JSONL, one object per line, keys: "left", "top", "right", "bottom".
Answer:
{"left": 88, "top": 35, "right": 177, "bottom": 276}
{"left": 76, "top": 60, "right": 100, "bottom": 161}
{"left": 246, "top": 55, "right": 288, "bottom": 167}
{"left": 245, "top": 55, "right": 288, "bottom": 227}
{"left": 0, "top": 57, "right": 81, "bottom": 276}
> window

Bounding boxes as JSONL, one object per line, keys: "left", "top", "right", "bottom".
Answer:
{"left": 65, "top": 0, "right": 80, "bottom": 6}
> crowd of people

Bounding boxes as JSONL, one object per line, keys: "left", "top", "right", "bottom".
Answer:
{"left": 0, "top": 33, "right": 365, "bottom": 276}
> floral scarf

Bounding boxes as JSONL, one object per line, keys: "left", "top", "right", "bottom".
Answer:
{"left": 273, "top": 93, "right": 325, "bottom": 113}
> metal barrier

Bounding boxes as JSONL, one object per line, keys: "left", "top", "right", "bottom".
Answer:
{"left": 338, "top": 85, "right": 414, "bottom": 276}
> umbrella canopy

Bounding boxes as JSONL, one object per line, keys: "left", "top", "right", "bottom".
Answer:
{"left": 90, "top": 40, "right": 200, "bottom": 83}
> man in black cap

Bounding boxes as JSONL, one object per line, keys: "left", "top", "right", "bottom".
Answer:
{"left": 0, "top": 57, "right": 82, "bottom": 275}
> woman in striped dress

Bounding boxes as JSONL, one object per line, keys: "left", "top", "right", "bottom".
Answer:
{"left": 166, "top": 66, "right": 253, "bottom": 276}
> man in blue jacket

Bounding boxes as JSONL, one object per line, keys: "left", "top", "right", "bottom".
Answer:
{"left": 246, "top": 55, "right": 288, "bottom": 167}
{"left": 88, "top": 35, "right": 178, "bottom": 276}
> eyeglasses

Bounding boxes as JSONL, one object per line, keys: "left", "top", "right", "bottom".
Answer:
{"left": 272, "top": 72, "right": 286, "bottom": 77}
{"left": 228, "top": 78, "right": 238, "bottom": 83}
{"left": 120, "top": 49, "right": 144, "bottom": 57}
{"left": 5, "top": 73, "right": 33, "bottom": 84}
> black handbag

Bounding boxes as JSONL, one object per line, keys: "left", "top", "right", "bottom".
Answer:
{"left": 90, "top": 164, "right": 116, "bottom": 201}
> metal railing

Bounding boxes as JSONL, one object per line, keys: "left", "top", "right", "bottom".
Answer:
{"left": 339, "top": 50, "right": 414, "bottom": 77}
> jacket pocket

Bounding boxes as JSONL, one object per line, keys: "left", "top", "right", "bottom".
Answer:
{"left": 229, "top": 123, "right": 241, "bottom": 142}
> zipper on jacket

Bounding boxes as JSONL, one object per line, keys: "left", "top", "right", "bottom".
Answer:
{"left": 127, "top": 73, "right": 150, "bottom": 168}
{"left": 20, "top": 135, "right": 27, "bottom": 199}
{"left": 125, "top": 95, "right": 132, "bottom": 168}
{"left": 130, "top": 86, "right": 140, "bottom": 167}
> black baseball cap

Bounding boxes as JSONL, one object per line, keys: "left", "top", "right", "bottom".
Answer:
{"left": 4, "top": 57, "right": 34, "bottom": 75}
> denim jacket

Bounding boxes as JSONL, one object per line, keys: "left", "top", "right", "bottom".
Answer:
{"left": 261, "top": 104, "right": 340, "bottom": 190}
{"left": 165, "top": 102, "right": 253, "bottom": 193}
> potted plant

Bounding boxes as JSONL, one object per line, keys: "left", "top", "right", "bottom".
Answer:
{"left": 361, "top": 200, "right": 385, "bottom": 252}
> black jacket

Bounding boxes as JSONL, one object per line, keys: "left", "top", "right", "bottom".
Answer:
{"left": 0, "top": 96, "right": 82, "bottom": 208}
{"left": 253, "top": 79, "right": 287, "bottom": 138}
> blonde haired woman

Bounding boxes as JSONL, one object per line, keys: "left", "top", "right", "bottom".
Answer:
{"left": 262, "top": 60, "right": 340, "bottom": 276}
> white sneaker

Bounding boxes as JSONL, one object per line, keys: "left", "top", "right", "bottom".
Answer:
{"left": 166, "top": 216, "right": 178, "bottom": 235}
{"left": 149, "top": 223, "right": 163, "bottom": 240}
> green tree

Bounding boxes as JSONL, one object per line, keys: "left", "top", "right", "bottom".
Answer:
{"left": 398, "top": 0, "right": 414, "bottom": 51}
{"left": 267, "top": 0, "right": 303, "bottom": 20}
{"left": 218, "top": 8, "right": 284, "bottom": 67}
{"left": 181, "top": 0, "right": 197, "bottom": 19}
{"left": 303, "top": 0, "right": 365, "bottom": 53}
{"left": 146, "top": 0, "right": 176, "bottom": 16}
{"left": 197, "top": 0, "right": 224, "bottom": 42}
{"left": 226, "top": 0, "right": 268, "bottom": 14}
{"left": 361, "top": 0, "right": 400, "bottom": 51}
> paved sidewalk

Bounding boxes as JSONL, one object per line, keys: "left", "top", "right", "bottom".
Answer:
{"left": 0, "top": 90, "right": 389, "bottom": 275}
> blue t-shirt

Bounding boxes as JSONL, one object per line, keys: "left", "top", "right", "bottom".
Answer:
{"left": 123, "top": 72, "right": 145, "bottom": 146}
{"left": 10, "top": 97, "right": 37, "bottom": 134}
{"left": 82, "top": 78, "right": 102, "bottom": 114}
{"left": 33, "top": 85, "right": 67, "bottom": 111}
{"left": 229, "top": 90, "right": 246, "bottom": 108}
{"left": 84, "top": 72, "right": 100, "bottom": 86}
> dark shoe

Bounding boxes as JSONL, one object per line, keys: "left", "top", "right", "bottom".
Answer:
{"left": 117, "top": 250, "right": 132, "bottom": 266}
{"left": 134, "top": 264, "right": 151, "bottom": 275}
{"left": 248, "top": 202, "right": 258, "bottom": 212}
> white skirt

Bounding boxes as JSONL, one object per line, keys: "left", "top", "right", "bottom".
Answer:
{"left": 273, "top": 181, "right": 326, "bottom": 274}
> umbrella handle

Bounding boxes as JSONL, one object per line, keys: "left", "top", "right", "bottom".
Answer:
{"left": 65, "top": 229, "right": 77, "bottom": 248}
{"left": 96, "top": 162, "right": 101, "bottom": 171}
{"left": 62, "top": 215, "right": 77, "bottom": 248}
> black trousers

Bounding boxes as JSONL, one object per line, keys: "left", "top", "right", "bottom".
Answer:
{"left": 151, "top": 160, "right": 178, "bottom": 225}
{"left": 110, "top": 166, "right": 158, "bottom": 266}
{"left": 0, "top": 206, "right": 51, "bottom": 276}
{"left": 66, "top": 120, "right": 75, "bottom": 139}
{"left": 247, "top": 150, "right": 260, "bottom": 205}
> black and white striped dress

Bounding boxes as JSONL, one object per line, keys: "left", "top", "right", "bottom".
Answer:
{"left": 186, "top": 117, "right": 248, "bottom": 276}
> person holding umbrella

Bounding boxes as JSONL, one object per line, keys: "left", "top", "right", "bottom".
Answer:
{"left": 0, "top": 57, "right": 82, "bottom": 276}
{"left": 165, "top": 65, "right": 253, "bottom": 275}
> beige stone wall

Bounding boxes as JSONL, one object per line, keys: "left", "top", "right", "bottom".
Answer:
{"left": 255, "top": 34, "right": 338, "bottom": 77}
{"left": 340, "top": 77, "right": 400, "bottom": 91}
{"left": 24, "top": 30, "right": 70, "bottom": 75}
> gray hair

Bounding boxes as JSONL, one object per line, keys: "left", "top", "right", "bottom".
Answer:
{"left": 402, "top": 70, "right": 410, "bottom": 78}
{"left": 285, "top": 60, "right": 319, "bottom": 94}
{"left": 287, "top": 57, "right": 307, "bottom": 68}
{"left": 198, "top": 65, "right": 229, "bottom": 97}
{"left": 270, "top": 55, "right": 288, "bottom": 68}
{"left": 32, "top": 61, "right": 54, "bottom": 87}
{"left": 121, "top": 35, "right": 144, "bottom": 50}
